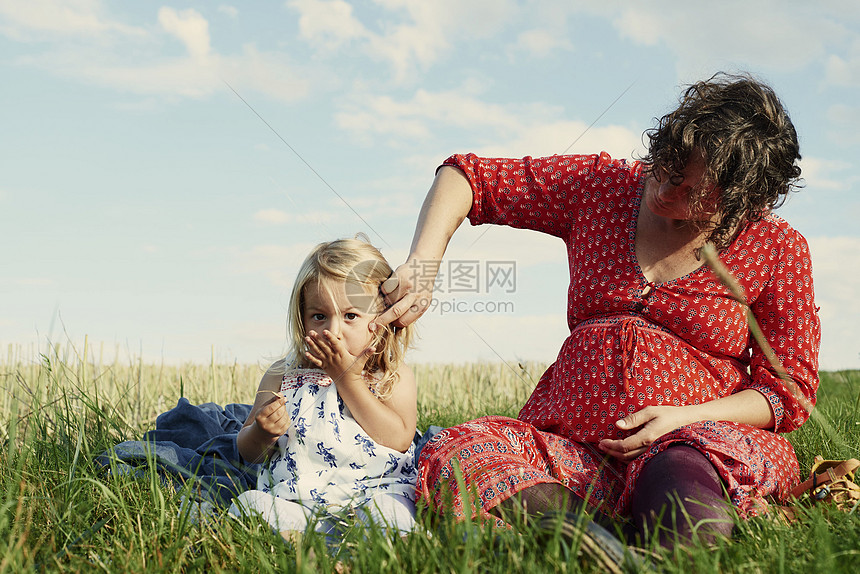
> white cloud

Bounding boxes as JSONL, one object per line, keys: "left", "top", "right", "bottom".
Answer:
{"left": 220, "top": 46, "right": 314, "bottom": 102}
{"left": 825, "top": 53, "right": 857, "bottom": 86}
{"left": 826, "top": 104, "right": 860, "bottom": 145}
{"left": 368, "top": 0, "right": 516, "bottom": 80}
{"left": 289, "top": 0, "right": 369, "bottom": 50}
{"left": 410, "top": 312, "right": 568, "bottom": 364}
{"left": 362, "top": 5, "right": 455, "bottom": 80}
{"left": 218, "top": 5, "right": 239, "bottom": 19}
{"left": 807, "top": 236, "right": 860, "bottom": 369}
{"left": 282, "top": 1, "right": 857, "bottom": 88}
{"left": 226, "top": 242, "right": 317, "bottom": 287}
{"left": 611, "top": 7, "right": 661, "bottom": 47}
{"left": 255, "top": 208, "right": 293, "bottom": 224}
{"left": 5, "top": 5, "right": 312, "bottom": 103}
{"left": 336, "top": 87, "right": 642, "bottom": 158}
{"left": 481, "top": 121, "right": 642, "bottom": 160}
{"left": 254, "top": 208, "right": 333, "bottom": 224}
{"left": 824, "top": 31, "right": 860, "bottom": 87}
{"left": 0, "top": 0, "right": 144, "bottom": 38}
{"left": 6, "top": 277, "right": 55, "bottom": 287}
{"left": 336, "top": 88, "right": 535, "bottom": 142}
{"left": 57, "top": 50, "right": 216, "bottom": 98}
{"left": 19, "top": 40, "right": 312, "bottom": 102}
{"left": 510, "top": 29, "right": 573, "bottom": 59}
{"left": 158, "top": 7, "right": 211, "bottom": 60}
{"left": 610, "top": 1, "right": 846, "bottom": 77}
{"left": 371, "top": 0, "right": 514, "bottom": 37}
{"left": 289, "top": 0, "right": 516, "bottom": 82}
{"left": 799, "top": 156, "right": 853, "bottom": 191}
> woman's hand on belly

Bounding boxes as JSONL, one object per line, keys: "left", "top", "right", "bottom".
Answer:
{"left": 597, "top": 389, "right": 777, "bottom": 461}
{"left": 597, "top": 405, "right": 698, "bottom": 462}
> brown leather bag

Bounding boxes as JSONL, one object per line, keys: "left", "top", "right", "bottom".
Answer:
{"left": 790, "top": 456, "right": 860, "bottom": 512}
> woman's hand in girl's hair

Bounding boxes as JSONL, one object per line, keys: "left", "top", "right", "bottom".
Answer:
{"left": 373, "top": 260, "right": 434, "bottom": 330}
{"left": 304, "top": 329, "right": 374, "bottom": 382}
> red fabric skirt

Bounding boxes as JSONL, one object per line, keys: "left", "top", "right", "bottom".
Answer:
{"left": 416, "top": 415, "right": 799, "bottom": 522}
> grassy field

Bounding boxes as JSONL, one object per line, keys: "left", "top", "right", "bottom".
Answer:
{"left": 1, "top": 342, "right": 859, "bottom": 573}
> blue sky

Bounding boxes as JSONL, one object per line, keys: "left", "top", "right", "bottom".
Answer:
{"left": 2, "top": 1, "right": 859, "bottom": 370}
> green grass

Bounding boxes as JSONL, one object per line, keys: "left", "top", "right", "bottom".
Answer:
{"left": 1, "top": 343, "right": 859, "bottom": 573}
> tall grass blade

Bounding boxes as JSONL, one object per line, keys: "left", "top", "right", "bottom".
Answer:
{"left": 702, "top": 243, "right": 849, "bottom": 452}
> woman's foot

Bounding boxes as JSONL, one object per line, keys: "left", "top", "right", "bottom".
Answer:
{"left": 536, "top": 511, "right": 649, "bottom": 573}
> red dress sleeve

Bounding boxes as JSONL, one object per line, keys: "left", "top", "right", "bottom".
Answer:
{"left": 741, "top": 218, "right": 821, "bottom": 433}
{"left": 441, "top": 152, "right": 639, "bottom": 239}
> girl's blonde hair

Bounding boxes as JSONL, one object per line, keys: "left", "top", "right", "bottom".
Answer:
{"left": 282, "top": 235, "right": 412, "bottom": 399}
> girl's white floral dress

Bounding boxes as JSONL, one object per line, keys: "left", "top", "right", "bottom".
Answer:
{"left": 230, "top": 368, "right": 417, "bottom": 534}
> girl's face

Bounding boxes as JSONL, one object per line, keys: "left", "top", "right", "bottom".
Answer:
{"left": 302, "top": 278, "right": 378, "bottom": 358}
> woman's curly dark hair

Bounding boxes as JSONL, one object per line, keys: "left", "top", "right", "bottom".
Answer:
{"left": 641, "top": 72, "right": 803, "bottom": 249}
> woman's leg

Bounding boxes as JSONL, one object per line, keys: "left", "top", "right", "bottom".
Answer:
{"left": 491, "top": 482, "right": 618, "bottom": 530}
{"left": 628, "top": 446, "right": 734, "bottom": 548}
{"left": 417, "top": 416, "right": 616, "bottom": 526}
{"left": 418, "top": 418, "right": 640, "bottom": 571}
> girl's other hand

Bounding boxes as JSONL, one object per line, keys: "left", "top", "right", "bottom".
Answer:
{"left": 254, "top": 393, "right": 290, "bottom": 438}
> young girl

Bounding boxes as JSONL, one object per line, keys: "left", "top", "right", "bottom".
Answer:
{"left": 230, "top": 237, "right": 417, "bottom": 538}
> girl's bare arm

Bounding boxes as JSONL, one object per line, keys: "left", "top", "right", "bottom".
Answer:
{"left": 236, "top": 363, "right": 290, "bottom": 463}
{"left": 305, "top": 329, "right": 417, "bottom": 452}
{"left": 335, "top": 363, "right": 417, "bottom": 453}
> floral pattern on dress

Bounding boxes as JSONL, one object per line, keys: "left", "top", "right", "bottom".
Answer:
{"left": 417, "top": 152, "right": 821, "bottom": 521}
{"left": 259, "top": 369, "right": 416, "bottom": 509}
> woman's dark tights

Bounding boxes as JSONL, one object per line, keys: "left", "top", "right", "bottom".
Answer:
{"left": 493, "top": 446, "right": 734, "bottom": 549}
{"left": 626, "top": 445, "right": 734, "bottom": 548}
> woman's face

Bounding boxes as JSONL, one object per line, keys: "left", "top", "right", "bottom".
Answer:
{"left": 645, "top": 149, "right": 720, "bottom": 224}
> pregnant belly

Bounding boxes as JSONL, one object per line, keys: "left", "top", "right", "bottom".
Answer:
{"left": 518, "top": 314, "right": 746, "bottom": 442}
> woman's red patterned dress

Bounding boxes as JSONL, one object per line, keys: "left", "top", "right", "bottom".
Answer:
{"left": 416, "top": 152, "right": 820, "bottom": 520}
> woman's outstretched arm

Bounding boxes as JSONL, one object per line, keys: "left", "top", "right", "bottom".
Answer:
{"left": 373, "top": 165, "right": 473, "bottom": 329}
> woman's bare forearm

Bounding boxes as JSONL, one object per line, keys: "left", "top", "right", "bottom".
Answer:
{"left": 408, "top": 165, "right": 473, "bottom": 261}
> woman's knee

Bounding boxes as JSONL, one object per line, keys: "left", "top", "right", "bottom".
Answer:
{"left": 631, "top": 446, "right": 733, "bottom": 546}
{"left": 638, "top": 446, "right": 722, "bottom": 494}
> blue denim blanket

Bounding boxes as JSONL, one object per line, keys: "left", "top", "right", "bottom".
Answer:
{"left": 95, "top": 397, "right": 444, "bottom": 508}
{"left": 95, "top": 398, "right": 259, "bottom": 506}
